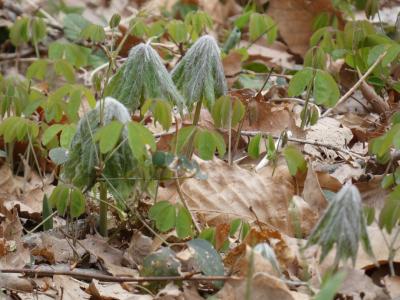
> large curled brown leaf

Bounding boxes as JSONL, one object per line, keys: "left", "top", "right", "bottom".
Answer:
{"left": 180, "top": 157, "right": 296, "bottom": 234}
{"left": 268, "top": 0, "right": 342, "bottom": 56}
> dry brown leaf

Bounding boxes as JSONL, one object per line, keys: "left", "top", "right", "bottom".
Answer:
{"left": 330, "top": 163, "right": 364, "bottom": 184}
{"left": 123, "top": 230, "right": 153, "bottom": 267}
{"left": 242, "top": 41, "right": 295, "bottom": 69}
{"left": 215, "top": 223, "right": 230, "bottom": 251}
{"left": 288, "top": 196, "right": 318, "bottom": 237}
{"left": 218, "top": 271, "right": 294, "bottom": 300}
{"left": 180, "top": 157, "right": 295, "bottom": 234}
{"left": 81, "top": 235, "right": 139, "bottom": 277}
{"left": 223, "top": 51, "right": 242, "bottom": 88}
{"left": 199, "top": 0, "right": 241, "bottom": 25}
{"left": 53, "top": 275, "right": 90, "bottom": 300}
{"left": 268, "top": 0, "right": 341, "bottom": 57}
{"left": 337, "top": 267, "right": 389, "bottom": 300}
{"left": 242, "top": 100, "right": 304, "bottom": 138}
{"left": 304, "top": 117, "right": 353, "bottom": 161}
{"left": 384, "top": 276, "right": 400, "bottom": 299}
{"left": 86, "top": 279, "right": 151, "bottom": 300}
{"left": 302, "top": 165, "right": 328, "bottom": 216}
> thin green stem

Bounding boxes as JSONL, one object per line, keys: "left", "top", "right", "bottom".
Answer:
{"left": 99, "top": 182, "right": 108, "bottom": 237}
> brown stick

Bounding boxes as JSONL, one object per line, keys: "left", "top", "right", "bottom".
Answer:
{"left": 322, "top": 52, "right": 387, "bottom": 117}
{"left": 0, "top": 268, "right": 239, "bottom": 283}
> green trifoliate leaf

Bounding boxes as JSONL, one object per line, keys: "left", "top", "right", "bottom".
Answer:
{"left": 106, "top": 43, "right": 184, "bottom": 113}
{"left": 306, "top": 183, "right": 374, "bottom": 266}
{"left": 171, "top": 35, "right": 227, "bottom": 109}
{"left": 63, "top": 97, "right": 136, "bottom": 202}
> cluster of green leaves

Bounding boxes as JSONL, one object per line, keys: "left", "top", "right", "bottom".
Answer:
{"left": 306, "top": 183, "right": 373, "bottom": 266}
{"left": 48, "top": 184, "right": 86, "bottom": 218}
{"left": 149, "top": 201, "right": 194, "bottom": 238}
{"left": 10, "top": 16, "right": 46, "bottom": 49}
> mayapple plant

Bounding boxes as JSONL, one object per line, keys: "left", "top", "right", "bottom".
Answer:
{"left": 306, "top": 183, "right": 374, "bottom": 267}
{"left": 171, "top": 35, "right": 227, "bottom": 114}
{"left": 62, "top": 97, "right": 136, "bottom": 236}
{"left": 106, "top": 42, "right": 184, "bottom": 113}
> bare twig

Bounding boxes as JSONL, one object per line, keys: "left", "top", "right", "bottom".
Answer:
{"left": 240, "top": 130, "right": 366, "bottom": 159}
{"left": 0, "top": 268, "right": 239, "bottom": 283}
{"left": 322, "top": 52, "right": 387, "bottom": 117}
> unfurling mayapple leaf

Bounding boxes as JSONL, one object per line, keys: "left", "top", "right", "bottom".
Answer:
{"left": 63, "top": 97, "right": 136, "bottom": 201}
{"left": 171, "top": 35, "right": 227, "bottom": 109}
{"left": 106, "top": 43, "right": 184, "bottom": 112}
{"left": 306, "top": 183, "right": 374, "bottom": 267}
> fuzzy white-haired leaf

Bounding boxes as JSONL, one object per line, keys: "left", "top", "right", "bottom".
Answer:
{"left": 306, "top": 183, "right": 374, "bottom": 266}
{"left": 106, "top": 43, "right": 184, "bottom": 112}
{"left": 171, "top": 35, "right": 227, "bottom": 109}
{"left": 63, "top": 97, "right": 136, "bottom": 201}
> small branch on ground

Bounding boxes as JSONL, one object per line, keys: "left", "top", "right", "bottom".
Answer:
{"left": 322, "top": 52, "right": 387, "bottom": 117}
{"left": 0, "top": 268, "right": 239, "bottom": 283}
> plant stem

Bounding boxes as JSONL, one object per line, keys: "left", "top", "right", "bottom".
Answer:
{"left": 186, "top": 99, "right": 203, "bottom": 158}
{"left": 99, "top": 182, "right": 108, "bottom": 237}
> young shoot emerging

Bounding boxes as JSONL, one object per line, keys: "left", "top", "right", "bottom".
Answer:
{"left": 171, "top": 35, "right": 227, "bottom": 110}
{"left": 63, "top": 97, "right": 136, "bottom": 202}
{"left": 106, "top": 43, "right": 184, "bottom": 113}
{"left": 306, "top": 183, "right": 374, "bottom": 267}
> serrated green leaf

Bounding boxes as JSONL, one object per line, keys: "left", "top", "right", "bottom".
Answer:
{"left": 288, "top": 68, "right": 313, "bottom": 97}
{"left": 127, "top": 121, "right": 156, "bottom": 159}
{"left": 154, "top": 100, "right": 172, "bottom": 130}
{"left": 283, "top": 145, "right": 307, "bottom": 176}
{"left": 31, "top": 17, "right": 46, "bottom": 44}
{"left": 167, "top": 20, "right": 187, "bottom": 43}
{"left": 42, "top": 124, "right": 64, "bottom": 145}
{"left": 10, "top": 17, "right": 30, "bottom": 46}
{"left": 94, "top": 121, "right": 124, "bottom": 154}
{"left": 54, "top": 59, "right": 75, "bottom": 83}
{"left": 26, "top": 59, "right": 48, "bottom": 81}
{"left": 63, "top": 13, "right": 90, "bottom": 41}
{"left": 313, "top": 70, "right": 340, "bottom": 107}
{"left": 176, "top": 206, "right": 193, "bottom": 238}
{"left": 157, "top": 203, "right": 176, "bottom": 232}
{"left": 248, "top": 133, "right": 261, "bottom": 159}
{"left": 175, "top": 126, "right": 197, "bottom": 154}
{"left": 69, "top": 188, "right": 86, "bottom": 218}
{"left": 149, "top": 201, "right": 171, "bottom": 220}
{"left": 80, "top": 23, "right": 106, "bottom": 43}
{"left": 49, "top": 185, "right": 70, "bottom": 216}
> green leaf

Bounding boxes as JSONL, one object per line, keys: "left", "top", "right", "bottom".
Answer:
{"left": 63, "top": 13, "right": 90, "bottom": 41}
{"left": 31, "top": 17, "right": 47, "bottom": 44}
{"left": 10, "top": 17, "right": 30, "bottom": 46}
{"left": 49, "top": 147, "right": 69, "bottom": 165}
{"left": 69, "top": 188, "right": 86, "bottom": 218}
{"left": 212, "top": 96, "right": 232, "bottom": 128}
{"left": 60, "top": 124, "right": 76, "bottom": 148}
{"left": 49, "top": 185, "right": 69, "bottom": 216}
{"left": 155, "top": 203, "right": 176, "bottom": 232}
{"left": 187, "top": 239, "right": 224, "bottom": 288}
{"left": 127, "top": 121, "right": 156, "bottom": 159}
{"left": 176, "top": 206, "right": 194, "bottom": 238}
{"left": 382, "top": 44, "right": 400, "bottom": 66}
{"left": 288, "top": 68, "right": 313, "bottom": 97}
{"left": 109, "top": 14, "right": 121, "bottom": 29}
{"left": 304, "top": 47, "right": 326, "bottom": 69}
{"left": 175, "top": 126, "right": 197, "bottom": 154}
{"left": 315, "top": 271, "right": 346, "bottom": 300}
{"left": 167, "top": 20, "right": 187, "bottom": 43}
{"left": 154, "top": 100, "right": 172, "bottom": 131}
{"left": 248, "top": 133, "right": 262, "bottom": 159}
{"left": 229, "top": 219, "right": 241, "bottom": 237}
{"left": 211, "top": 131, "right": 226, "bottom": 158}
{"left": 149, "top": 201, "right": 171, "bottom": 220}
{"left": 379, "top": 185, "right": 400, "bottom": 233}
{"left": 94, "top": 121, "right": 124, "bottom": 154}
{"left": 199, "top": 228, "right": 216, "bottom": 245}
{"left": 249, "top": 13, "right": 276, "bottom": 44}
{"left": 80, "top": 23, "right": 106, "bottom": 43}
{"left": 283, "top": 145, "right": 307, "bottom": 176}
{"left": 195, "top": 130, "right": 216, "bottom": 160}
{"left": 54, "top": 59, "right": 75, "bottom": 83}
{"left": 313, "top": 70, "right": 340, "bottom": 107}
{"left": 141, "top": 247, "right": 181, "bottom": 279}
{"left": 26, "top": 59, "right": 48, "bottom": 81}
{"left": 42, "top": 195, "right": 53, "bottom": 231}
{"left": 42, "top": 124, "right": 64, "bottom": 145}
